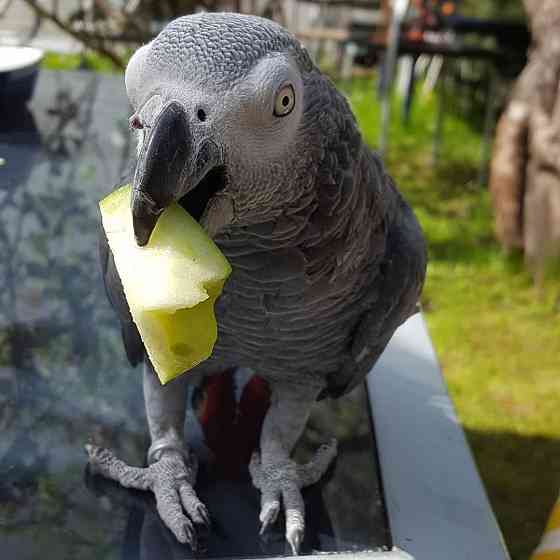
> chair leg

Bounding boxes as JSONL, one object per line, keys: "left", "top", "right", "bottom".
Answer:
{"left": 479, "top": 65, "right": 498, "bottom": 186}
{"left": 432, "top": 60, "right": 448, "bottom": 166}
{"left": 401, "top": 55, "right": 418, "bottom": 125}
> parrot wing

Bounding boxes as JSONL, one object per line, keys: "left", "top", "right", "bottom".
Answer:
{"left": 98, "top": 226, "right": 145, "bottom": 366}
{"left": 325, "top": 177, "right": 427, "bottom": 399}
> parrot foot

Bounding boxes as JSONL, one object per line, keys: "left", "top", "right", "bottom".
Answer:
{"left": 85, "top": 443, "right": 209, "bottom": 550}
{"left": 249, "top": 438, "right": 338, "bottom": 556}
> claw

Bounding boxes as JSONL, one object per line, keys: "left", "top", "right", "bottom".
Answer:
{"left": 184, "top": 520, "right": 197, "bottom": 550}
{"left": 197, "top": 503, "right": 211, "bottom": 528}
{"left": 287, "top": 526, "right": 303, "bottom": 556}
{"left": 259, "top": 519, "right": 272, "bottom": 536}
{"left": 251, "top": 440, "right": 338, "bottom": 555}
{"left": 86, "top": 442, "right": 208, "bottom": 547}
{"left": 259, "top": 500, "right": 280, "bottom": 535}
{"left": 179, "top": 484, "right": 210, "bottom": 529}
{"left": 84, "top": 443, "right": 109, "bottom": 464}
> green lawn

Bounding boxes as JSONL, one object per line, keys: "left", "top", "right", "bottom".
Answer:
{"left": 344, "top": 78, "right": 560, "bottom": 560}
{"left": 41, "top": 51, "right": 123, "bottom": 73}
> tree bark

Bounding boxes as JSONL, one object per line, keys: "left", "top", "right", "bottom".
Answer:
{"left": 489, "top": 0, "right": 560, "bottom": 280}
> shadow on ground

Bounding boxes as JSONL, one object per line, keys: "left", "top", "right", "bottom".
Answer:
{"left": 465, "top": 428, "right": 560, "bottom": 560}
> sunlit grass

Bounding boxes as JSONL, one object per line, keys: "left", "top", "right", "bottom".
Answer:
{"left": 42, "top": 51, "right": 122, "bottom": 73}
{"left": 346, "top": 77, "right": 560, "bottom": 560}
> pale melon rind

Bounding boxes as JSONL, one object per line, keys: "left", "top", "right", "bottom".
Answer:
{"left": 99, "top": 184, "right": 232, "bottom": 384}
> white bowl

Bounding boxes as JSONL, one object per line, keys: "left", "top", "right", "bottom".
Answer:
{"left": 0, "top": 45, "right": 44, "bottom": 73}
{"left": 0, "top": 46, "right": 44, "bottom": 106}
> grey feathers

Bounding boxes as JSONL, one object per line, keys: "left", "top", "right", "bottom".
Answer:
{"left": 147, "top": 13, "right": 312, "bottom": 87}
{"left": 103, "top": 12, "right": 427, "bottom": 399}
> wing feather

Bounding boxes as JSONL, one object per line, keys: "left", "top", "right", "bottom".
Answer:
{"left": 325, "top": 178, "right": 427, "bottom": 399}
{"left": 98, "top": 226, "right": 145, "bottom": 367}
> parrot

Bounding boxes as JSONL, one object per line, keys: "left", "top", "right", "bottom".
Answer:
{"left": 86, "top": 12, "right": 427, "bottom": 555}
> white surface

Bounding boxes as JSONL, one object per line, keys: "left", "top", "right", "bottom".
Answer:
{"left": 367, "top": 314, "right": 510, "bottom": 560}
{"left": 293, "top": 550, "right": 413, "bottom": 560}
{"left": 0, "top": 46, "right": 43, "bottom": 73}
{"left": 236, "top": 549, "right": 413, "bottom": 560}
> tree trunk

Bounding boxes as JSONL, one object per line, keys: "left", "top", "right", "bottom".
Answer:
{"left": 489, "top": 0, "right": 560, "bottom": 280}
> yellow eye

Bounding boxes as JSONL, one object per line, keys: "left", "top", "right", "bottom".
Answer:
{"left": 274, "top": 85, "right": 295, "bottom": 117}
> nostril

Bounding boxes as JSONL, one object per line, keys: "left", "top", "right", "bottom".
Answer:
{"left": 129, "top": 114, "right": 143, "bottom": 130}
{"left": 197, "top": 108, "right": 207, "bottom": 122}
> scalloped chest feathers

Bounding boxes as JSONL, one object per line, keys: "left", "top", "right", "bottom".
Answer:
{"left": 203, "top": 226, "right": 373, "bottom": 380}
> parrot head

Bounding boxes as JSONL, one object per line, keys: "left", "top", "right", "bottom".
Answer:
{"left": 125, "top": 13, "right": 319, "bottom": 246}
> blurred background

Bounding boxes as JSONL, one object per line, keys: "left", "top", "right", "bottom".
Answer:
{"left": 0, "top": 2, "right": 559, "bottom": 559}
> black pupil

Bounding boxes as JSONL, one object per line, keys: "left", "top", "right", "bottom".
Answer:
{"left": 282, "top": 95, "right": 290, "bottom": 107}
{"left": 197, "top": 109, "right": 206, "bottom": 122}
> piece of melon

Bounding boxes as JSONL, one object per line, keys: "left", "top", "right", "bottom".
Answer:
{"left": 99, "top": 184, "right": 231, "bottom": 384}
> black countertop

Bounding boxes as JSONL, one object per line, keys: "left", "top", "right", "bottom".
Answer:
{"left": 0, "top": 70, "right": 390, "bottom": 559}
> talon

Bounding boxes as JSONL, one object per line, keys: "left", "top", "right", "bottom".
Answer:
{"left": 287, "top": 527, "right": 303, "bottom": 556}
{"left": 175, "top": 522, "right": 187, "bottom": 545}
{"left": 184, "top": 520, "right": 197, "bottom": 550}
{"left": 84, "top": 444, "right": 116, "bottom": 477}
{"left": 84, "top": 443, "right": 104, "bottom": 460}
{"left": 85, "top": 444, "right": 113, "bottom": 464}
{"left": 259, "top": 501, "right": 280, "bottom": 534}
{"left": 197, "top": 503, "right": 211, "bottom": 527}
{"left": 85, "top": 438, "right": 209, "bottom": 548}
{"left": 251, "top": 443, "right": 336, "bottom": 554}
{"left": 259, "top": 519, "right": 272, "bottom": 536}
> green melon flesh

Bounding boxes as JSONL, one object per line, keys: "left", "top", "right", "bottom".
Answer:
{"left": 99, "top": 184, "right": 231, "bottom": 384}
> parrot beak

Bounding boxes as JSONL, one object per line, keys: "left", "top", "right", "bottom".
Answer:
{"left": 131, "top": 101, "right": 224, "bottom": 246}
{"left": 131, "top": 101, "right": 190, "bottom": 246}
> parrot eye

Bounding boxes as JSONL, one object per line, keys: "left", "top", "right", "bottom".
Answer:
{"left": 273, "top": 85, "right": 295, "bottom": 117}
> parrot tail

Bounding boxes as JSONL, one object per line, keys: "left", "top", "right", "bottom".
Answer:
{"left": 197, "top": 369, "right": 270, "bottom": 478}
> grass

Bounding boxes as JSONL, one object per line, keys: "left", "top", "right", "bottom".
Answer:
{"left": 41, "top": 51, "right": 122, "bottom": 73}
{"left": 344, "top": 77, "right": 560, "bottom": 560}
{"left": 40, "top": 50, "right": 560, "bottom": 558}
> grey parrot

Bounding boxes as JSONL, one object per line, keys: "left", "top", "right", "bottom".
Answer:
{"left": 87, "top": 12, "right": 427, "bottom": 555}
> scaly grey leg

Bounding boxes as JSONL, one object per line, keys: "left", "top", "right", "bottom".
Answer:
{"left": 86, "top": 361, "right": 208, "bottom": 550}
{"left": 249, "top": 379, "right": 338, "bottom": 556}
{"left": 143, "top": 359, "right": 188, "bottom": 461}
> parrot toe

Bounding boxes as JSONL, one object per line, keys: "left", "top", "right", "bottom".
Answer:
{"left": 85, "top": 442, "right": 208, "bottom": 549}
{"left": 249, "top": 439, "right": 338, "bottom": 555}
{"left": 178, "top": 485, "right": 211, "bottom": 528}
{"left": 259, "top": 497, "right": 281, "bottom": 534}
{"left": 286, "top": 525, "right": 303, "bottom": 556}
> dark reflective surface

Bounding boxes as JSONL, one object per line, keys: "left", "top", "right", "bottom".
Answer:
{"left": 0, "top": 71, "right": 390, "bottom": 559}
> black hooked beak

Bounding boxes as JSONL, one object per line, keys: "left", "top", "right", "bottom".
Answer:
{"left": 131, "top": 101, "right": 190, "bottom": 246}
{"left": 131, "top": 101, "right": 222, "bottom": 246}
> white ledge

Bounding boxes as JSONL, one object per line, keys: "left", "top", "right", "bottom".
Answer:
{"left": 367, "top": 314, "right": 510, "bottom": 560}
